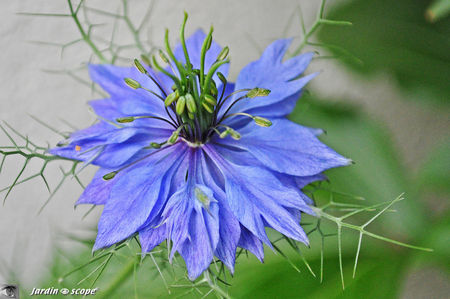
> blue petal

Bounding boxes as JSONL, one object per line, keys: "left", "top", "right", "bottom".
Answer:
{"left": 76, "top": 168, "right": 115, "bottom": 205}
{"left": 226, "top": 39, "right": 315, "bottom": 118}
{"left": 274, "top": 173, "right": 323, "bottom": 207}
{"left": 138, "top": 150, "right": 191, "bottom": 252}
{"left": 238, "top": 225, "right": 264, "bottom": 262}
{"left": 218, "top": 119, "right": 351, "bottom": 176}
{"left": 50, "top": 125, "right": 172, "bottom": 168}
{"left": 173, "top": 29, "right": 229, "bottom": 85}
{"left": 162, "top": 151, "right": 220, "bottom": 280}
{"left": 199, "top": 151, "right": 240, "bottom": 272}
{"left": 139, "top": 221, "right": 167, "bottom": 253}
{"left": 295, "top": 174, "right": 326, "bottom": 188}
{"left": 93, "top": 144, "right": 186, "bottom": 250}
{"left": 88, "top": 64, "right": 170, "bottom": 118}
{"left": 204, "top": 145, "right": 310, "bottom": 246}
{"left": 179, "top": 203, "right": 219, "bottom": 280}
{"left": 162, "top": 184, "right": 193, "bottom": 257}
{"left": 88, "top": 99, "right": 174, "bottom": 130}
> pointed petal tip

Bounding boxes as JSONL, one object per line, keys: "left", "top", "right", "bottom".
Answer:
{"left": 192, "top": 28, "right": 207, "bottom": 36}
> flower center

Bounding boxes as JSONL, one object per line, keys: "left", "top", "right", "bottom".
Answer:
{"left": 116, "top": 13, "right": 272, "bottom": 147}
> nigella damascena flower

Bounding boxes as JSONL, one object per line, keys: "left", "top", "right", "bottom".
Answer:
{"left": 51, "top": 17, "right": 350, "bottom": 280}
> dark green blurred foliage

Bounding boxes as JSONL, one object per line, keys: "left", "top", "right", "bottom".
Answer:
{"left": 318, "top": 0, "right": 450, "bottom": 105}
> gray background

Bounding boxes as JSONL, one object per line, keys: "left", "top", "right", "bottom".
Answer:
{"left": 0, "top": 0, "right": 448, "bottom": 297}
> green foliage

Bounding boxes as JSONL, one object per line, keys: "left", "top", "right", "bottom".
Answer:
{"left": 0, "top": 121, "right": 82, "bottom": 211}
{"left": 291, "top": 95, "right": 427, "bottom": 237}
{"left": 317, "top": 0, "right": 450, "bottom": 105}
{"left": 417, "top": 139, "right": 450, "bottom": 194}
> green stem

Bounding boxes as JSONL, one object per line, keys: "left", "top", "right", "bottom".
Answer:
{"left": 0, "top": 149, "right": 75, "bottom": 162}
{"left": 67, "top": 0, "right": 107, "bottom": 63}
{"left": 290, "top": 20, "right": 320, "bottom": 57}
{"left": 311, "top": 206, "right": 433, "bottom": 252}
{"left": 122, "top": 0, "right": 146, "bottom": 53}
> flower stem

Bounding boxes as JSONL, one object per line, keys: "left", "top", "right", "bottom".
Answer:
{"left": 67, "top": 0, "right": 107, "bottom": 63}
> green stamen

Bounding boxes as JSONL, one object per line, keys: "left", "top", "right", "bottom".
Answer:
{"left": 202, "top": 101, "right": 214, "bottom": 113}
{"left": 254, "top": 116, "right": 272, "bottom": 127}
{"left": 185, "top": 93, "right": 197, "bottom": 113}
{"left": 116, "top": 117, "right": 135, "bottom": 123}
{"left": 204, "top": 94, "right": 217, "bottom": 106}
{"left": 124, "top": 78, "right": 140, "bottom": 89}
{"left": 217, "top": 46, "right": 229, "bottom": 61}
{"left": 134, "top": 59, "right": 147, "bottom": 74}
{"left": 247, "top": 87, "right": 271, "bottom": 98}
{"left": 176, "top": 96, "right": 186, "bottom": 115}
{"left": 149, "top": 142, "right": 161, "bottom": 149}
{"left": 165, "top": 90, "right": 179, "bottom": 107}
{"left": 158, "top": 50, "right": 170, "bottom": 64}
{"left": 103, "top": 171, "right": 118, "bottom": 181}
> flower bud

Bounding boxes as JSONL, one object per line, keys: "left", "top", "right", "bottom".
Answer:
{"left": 124, "top": 78, "right": 141, "bottom": 89}
{"left": 247, "top": 87, "right": 271, "bottom": 98}
{"left": 253, "top": 116, "right": 272, "bottom": 127}
{"left": 176, "top": 95, "right": 186, "bottom": 115}
{"left": 185, "top": 93, "right": 196, "bottom": 113}
{"left": 103, "top": 171, "right": 118, "bottom": 180}
{"left": 134, "top": 59, "right": 147, "bottom": 74}
{"left": 204, "top": 94, "right": 217, "bottom": 106}
{"left": 165, "top": 90, "right": 179, "bottom": 107}
{"left": 116, "top": 117, "right": 135, "bottom": 123}
{"left": 217, "top": 46, "right": 229, "bottom": 61}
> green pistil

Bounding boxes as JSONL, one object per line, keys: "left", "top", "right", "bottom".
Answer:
{"left": 120, "top": 14, "right": 272, "bottom": 146}
{"left": 180, "top": 12, "right": 192, "bottom": 71}
{"left": 200, "top": 27, "right": 214, "bottom": 86}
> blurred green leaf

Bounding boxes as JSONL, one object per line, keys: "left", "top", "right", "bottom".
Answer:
{"left": 290, "top": 94, "right": 427, "bottom": 238}
{"left": 426, "top": 0, "right": 450, "bottom": 22}
{"left": 317, "top": 0, "right": 450, "bottom": 105}
{"left": 230, "top": 253, "right": 405, "bottom": 299}
{"left": 417, "top": 138, "right": 450, "bottom": 194}
{"left": 411, "top": 210, "right": 450, "bottom": 269}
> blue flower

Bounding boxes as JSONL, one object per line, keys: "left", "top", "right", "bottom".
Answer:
{"left": 51, "top": 27, "right": 350, "bottom": 280}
